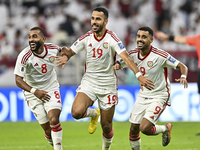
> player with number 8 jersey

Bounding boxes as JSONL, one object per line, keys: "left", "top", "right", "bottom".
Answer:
{"left": 14, "top": 27, "right": 63, "bottom": 150}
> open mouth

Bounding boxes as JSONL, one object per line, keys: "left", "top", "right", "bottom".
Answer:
{"left": 30, "top": 42, "right": 36, "bottom": 49}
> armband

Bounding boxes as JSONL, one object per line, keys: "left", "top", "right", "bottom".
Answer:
{"left": 136, "top": 72, "right": 142, "bottom": 79}
{"left": 169, "top": 35, "right": 174, "bottom": 41}
{"left": 30, "top": 88, "right": 36, "bottom": 94}
{"left": 181, "top": 74, "right": 186, "bottom": 79}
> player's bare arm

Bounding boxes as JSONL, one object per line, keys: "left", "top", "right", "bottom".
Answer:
{"left": 156, "top": 31, "right": 187, "bottom": 44}
{"left": 55, "top": 47, "right": 76, "bottom": 69}
{"left": 15, "top": 75, "right": 51, "bottom": 102}
{"left": 118, "top": 51, "right": 154, "bottom": 90}
{"left": 175, "top": 62, "right": 188, "bottom": 88}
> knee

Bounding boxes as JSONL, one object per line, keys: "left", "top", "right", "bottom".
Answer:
{"left": 49, "top": 116, "right": 59, "bottom": 125}
{"left": 140, "top": 125, "right": 151, "bottom": 135}
{"left": 101, "top": 122, "right": 112, "bottom": 134}
{"left": 130, "top": 124, "right": 140, "bottom": 135}
{"left": 71, "top": 108, "right": 83, "bottom": 119}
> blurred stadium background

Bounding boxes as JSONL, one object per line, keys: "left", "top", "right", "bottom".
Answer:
{"left": 0, "top": 0, "right": 199, "bottom": 123}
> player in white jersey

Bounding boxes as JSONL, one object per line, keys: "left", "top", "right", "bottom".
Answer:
{"left": 113, "top": 26, "right": 188, "bottom": 149}
{"left": 56, "top": 7, "right": 154, "bottom": 150}
{"left": 14, "top": 27, "right": 63, "bottom": 150}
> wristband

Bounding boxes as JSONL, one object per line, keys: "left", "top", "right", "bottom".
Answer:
{"left": 169, "top": 35, "right": 174, "bottom": 41}
{"left": 30, "top": 88, "right": 36, "bottom": 94}
{"left": 181, "top": 74, "right": 186, "bottom": 79}
{"left": 136, "top": 72, "right": 142, "bottom": 79}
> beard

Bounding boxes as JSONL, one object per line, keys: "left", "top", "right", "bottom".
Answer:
{"left": 92, "top": 22, "right": 104, "bottom": 34}
{"left": 29, "top": 40, "right": 42, "bottom": 53}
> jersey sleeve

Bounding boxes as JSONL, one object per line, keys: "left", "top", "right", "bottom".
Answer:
{"left": 164, "top": 54, "right": 180, "bottom": 69}
{"left": 14, "top": 52, "right": 27, "bottom": 77}
{"left": 70, "top": 38, "right": 84, "bottom": 54}
{"left": 185, "top": 34, "right": 200, "bottom": 46}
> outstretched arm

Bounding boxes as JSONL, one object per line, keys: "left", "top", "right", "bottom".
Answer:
{"left": 175, "top": 62, "right": 188, "bottom": 88}
{"left": 118, "top": 51, "right": 154, "bottom": 90}
{"left": 55, "top": 47, "right": 76, "bottom": 69}
{"left": 155, "top": 31, "right": 187, "bottom": 44}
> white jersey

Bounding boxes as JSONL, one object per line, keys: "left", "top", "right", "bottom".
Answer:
{"left": 70, "top": 29, "right": 126, "bottom": 89}
{"left": 14, "top": 43, "right": 60, "bottom": 91}
{"left": 120, "top": 46, "right": 180, "bottom": 105}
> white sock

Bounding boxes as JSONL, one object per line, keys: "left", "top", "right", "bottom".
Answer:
{"left": 85, "top": 108, "right": 97, "bottom": 118}
{"left": 129, "top": 133, "right": 141, "bottom": 150}
{"left": 51, "top": 123, "right": 63, "bottom": 150}
{"left": 102, "top": 129, "right": 114, "bottom": 150}
{"left": 154, "top": 125, "right": 167, "bottom": 135}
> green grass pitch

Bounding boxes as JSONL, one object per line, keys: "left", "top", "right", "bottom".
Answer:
{"left": 0, "top": 121, "right": 200, "bottom": 150}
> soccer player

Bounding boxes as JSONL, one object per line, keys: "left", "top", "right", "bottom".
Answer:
{"left": 156, "top": 30, "right": 200, "bottom": 135}
{"left": 14, "top": 27, "right": 63, "bottom": 150}
{"left": 55, "top": 7, "right": 154, "bottom": 150}
{"left": 113, "top": 26, "right": 188, "bottom": 149}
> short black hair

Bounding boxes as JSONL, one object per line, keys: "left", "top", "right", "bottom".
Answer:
{"left": 30, "top": 27, "right": 45, "bottom": 37}
{"left": 138, "top": 26, "right": 153, "bottom": 37}
{"left": 93, "top": 6, "right": 108, "bottom": 19}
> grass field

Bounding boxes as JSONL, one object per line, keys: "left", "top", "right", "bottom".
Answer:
{"left": 0, "top": 121, "right": 200, "bottom": 150}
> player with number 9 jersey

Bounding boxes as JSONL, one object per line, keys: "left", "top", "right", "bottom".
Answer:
{"left": 120, "top": 46, "right": 179, "bottom": 106}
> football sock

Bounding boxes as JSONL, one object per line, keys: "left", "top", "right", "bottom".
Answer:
{"left": 151, "top": 125, "right": 167, "bottom": 135}
{"left": 44, "top": 133, "right": 53, "bottom": 146}
{"left": 50, "top": 123, "right": 63, "bottom": 150}
{"left": 81, "top": 108, "right": 97, "bottom": 118}
{"left": 102, "top": 128, "right": 114, "bottom": 150}
{"left": 129, "top": 133, "right": 141, "bottom": 150}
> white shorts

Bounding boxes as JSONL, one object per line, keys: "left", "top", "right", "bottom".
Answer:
{"left": 24, "top": 90, "right": 62, "bottom": 124}
{"left": 129, "top": 96, "right": 167, "bottom": 125}
{"left": 76, "top": 81, "right": 118, "bottom": 110}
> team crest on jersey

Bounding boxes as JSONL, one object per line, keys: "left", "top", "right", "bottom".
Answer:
{"left": 147, "top": 61, "right": 153, "bottom": 68}
{"left": 118, "top": 42, "right": 125, "bottom": 50}
{"left": 49, "top": 56, "right": 55, "bottom": 63}
{"left": 103, "top": 42, "right": 108, "bottom": 49}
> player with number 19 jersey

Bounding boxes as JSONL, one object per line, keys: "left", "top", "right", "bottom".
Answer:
{"left": 70, "top": 29, "right": 126, "bottom": 89}
{"left": 120, "top": 46, "right": 179, "bottom": 106}
{"left": 14, "top": 43, "right": 60, "bottom": 94}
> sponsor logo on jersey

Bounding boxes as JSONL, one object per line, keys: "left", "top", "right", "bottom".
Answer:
{"left": 34, "top": 63, "right": 39, "bottom": 66}
{"left": 49, "top": 56, "right": 55, "bottom": 63}
{"left": 88, "top": 43, "right": 92, "bottom": 47}
{"left": 150, "top": 116, "right": 154, "bottom": 120}
{"left": 147, "top": 61, "right": 153, "bottom": 68}
{"left": 118, "top": 42, "right": 125, "bottom": 50}
{"left": 168, "top": 56, "right": 176, "bottom": 64}
{"left": 103, "top": 42, "right": 108, "bottom": 49}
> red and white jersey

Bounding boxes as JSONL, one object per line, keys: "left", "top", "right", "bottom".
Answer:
{"left": 121, "top": 46, "right": 180, "bottom": 105}
{"left": 70, "top": 29, "right": 126, "bottom": 89}
{"left": 14, "top": 43, "right": 60, "bottom": 91}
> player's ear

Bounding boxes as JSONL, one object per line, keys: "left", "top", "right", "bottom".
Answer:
{"left": 42, "top": 36, "right": 46, "bottom": 42}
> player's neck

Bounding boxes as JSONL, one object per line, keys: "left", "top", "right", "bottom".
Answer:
{"left": 140, "top": 46, "right": 151, "bottom": 56}
{"left": 94, "top": 28, "right": 106, "bottom": 39}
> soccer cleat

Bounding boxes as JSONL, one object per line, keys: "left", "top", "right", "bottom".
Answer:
{"left": 88, "top": 108, "right": 100, "bottom": 134}
{"left": 162, "top": 123, "right": 172, "bottom": 146}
